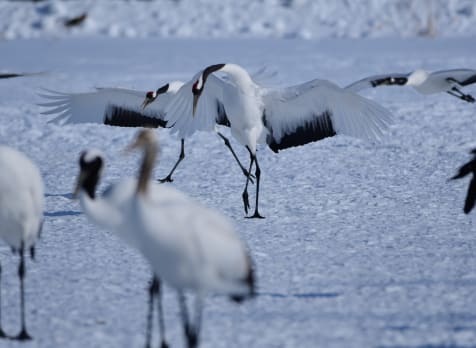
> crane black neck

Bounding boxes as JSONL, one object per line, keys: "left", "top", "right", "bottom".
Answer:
{"left": 202, "top": 63, "right": 226, "bottom": 85}
{"left": 156, "top": 83, "right": 169, "bottom": 95}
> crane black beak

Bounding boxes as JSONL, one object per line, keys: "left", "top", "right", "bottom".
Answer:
{"left": 141, "top": 97, "right": 153, "bottom": 110}
{"left": 192, "top": 94, "right": 200, "bottom": 117}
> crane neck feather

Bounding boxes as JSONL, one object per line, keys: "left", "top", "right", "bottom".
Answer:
{"left": 79, "top": 191, "right": 120, "bottom": 229}
{"left": 137, "top": 142, "right": 157, "bottom": 195}
{"left": 219, "top": 64, "right": 255, "bottom": 87}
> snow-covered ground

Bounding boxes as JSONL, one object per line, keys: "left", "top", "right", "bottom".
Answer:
{"left": 1, "top": 34, "right": 476, "bottom": 347}
{"left": 1, "top": 0, "right": 476, "bottom": 40}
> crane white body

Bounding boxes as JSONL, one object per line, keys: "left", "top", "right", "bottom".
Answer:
{"left": 0, "top": 146, "right": 43, "bottom": 250}
{"left": 126, "top": 130, "right": 254, "bottom": 347}
{"left": 131, "top": 192, "right": 252, "bottom": 296}
{"left": 168, "top": 63, "right": 394, "bottom": 153}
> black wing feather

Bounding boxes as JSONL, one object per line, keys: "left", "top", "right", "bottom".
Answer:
{"left": 460, "top": 74, "right": 476, "bottom": 86}
{"left": 265, "top": 110, "right": 336, "bottom": 153}
{"left": 104, "top": 105, "right": 168, "bottom": 128}
{"left": 215, "top": 101, "right": 230, "bottom": 127}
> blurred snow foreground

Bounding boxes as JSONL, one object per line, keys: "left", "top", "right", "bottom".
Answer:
{"left": 1, "top": 0, "right": 475, "bottom": 40}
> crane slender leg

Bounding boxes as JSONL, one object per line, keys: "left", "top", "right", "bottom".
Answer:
{"left": 178, "top": 292, "right": 197, "bottom": 348}
{"left": 447, "top": 88, "right": 475, "bottom": 103}
{"left": 145, "top": 276, "right": 158, "bottom": 348}
{"left": 216, "top": 132, "right": 254, "bottom": 182}
{"left": 247, "top": 153, "right": 265, "bottom": 219}
{"left": 242, "top": 149, "right": 255, "bottom": 215}
{"left": 159, "top": 139, "right": 185, "bottom": 183}
{"left": 156, "top": 279, "right": 169, "bottom": 348}
{"left": 192, "top": 296, "right": 203, "bottom": 348}
{"left": 15, "top": 243, "right": 31, "bottom": 341}
{"left": 0, "top": 262, "right": 6, "bottom": 338}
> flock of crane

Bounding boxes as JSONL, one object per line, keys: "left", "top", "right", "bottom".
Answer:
{"left": 0, "top": 63, "right": 475, "bottom": 347}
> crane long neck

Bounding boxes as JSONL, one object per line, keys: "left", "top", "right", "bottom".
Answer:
{"left": 137, "top": 143, "right": 157, "bottom": 195}
{"left": 220, "top": 64, "right": 254, "bottom": 88}
{"left": 79, "top": 191, "right": 117, "bottom": 229}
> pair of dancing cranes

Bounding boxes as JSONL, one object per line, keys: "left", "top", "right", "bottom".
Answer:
{"left": 40, "top": 65, "right": 476, "bottom": 218}
{"left": 0, "top": 64, "right": 475, "bottom": 347}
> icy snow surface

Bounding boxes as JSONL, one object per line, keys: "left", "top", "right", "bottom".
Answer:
{"left": 0, "top": 36, "right": 476, "bottom": 347}
{"left": 1, "top": 0, "right": 476, "bottom": 40}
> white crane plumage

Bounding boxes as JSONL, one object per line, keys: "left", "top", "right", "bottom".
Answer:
{"left": 165, "top": 63, "right": 394, "bottom": 218}
{"left": 73, "top": 149, "right": 186, "bottom": 348}
{"left": 0, "top": 146, "right": 44, "bottom": 340}
{"left": 345, "top": 68, "right": 476, "bottom": 103}
{"left": 125, "top": 129, "right": 255, "bottom": 348}
{"left": 38, "top": 83, "right": 249, "bottom": 183}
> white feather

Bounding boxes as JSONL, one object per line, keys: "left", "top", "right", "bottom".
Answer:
{"left": 0, "top": 146, "right": 44, "bottom": 249}
{"left": 38, "top": 87, "right": 172, "bottom": 125}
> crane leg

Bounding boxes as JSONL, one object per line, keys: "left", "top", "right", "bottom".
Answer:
{"left": 246, "top": 152, "right": 265, "bottom": 219}
{"left": 0, "top": 262, "right": 5, "bottom": 338}
{"left": 15, "top": 243, "right": 31, "bottom": 341}
{"left": 144, "top": 276, "right": 158, "bottom": 348}
{"left": 242, "top": 150, "right": 255, "bottom": 215}
{"left": 159, "top": 139, "right": 185, "bottom": 183}
{"left": 447, "top": 88, "right": 475, "bottom": 103}
{"left": 216, "top": 132, "right": 254, "bottom": 182}
{"left": 178, "top": 292, "right": 198, "bottom": 348}
{"left": 156, "top": 279, "right": 169, "bottom": 348}
{"left": 192, "top": 296, "right": 203, "bottom": 348}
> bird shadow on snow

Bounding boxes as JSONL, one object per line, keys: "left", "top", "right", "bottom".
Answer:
{"left": 257, "top": 292, "right": 340, "bottom": 299}
{"left": 45, "top": 192, "right": 74, "bottom": 199}
{"left": 44, "top": 210, "right": 82, "bottom": 217}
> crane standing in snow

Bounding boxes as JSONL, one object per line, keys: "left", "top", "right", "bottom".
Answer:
{"left": 126, "top": 129, "right": 255, "bottom": 348}
{"left": 73, "top": 149, "right": 173, "bottom": 348}
{"left": 166, "top": 63, "right": 394, "bottom": 218}
{"left": 0, "top": 146, "right": 44, "bottom": 340}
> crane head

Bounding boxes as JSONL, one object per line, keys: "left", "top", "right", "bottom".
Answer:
{"left": 141, "top": 83, "right": 170, "bottom": 109}
{"left": 74, "top": 150, "right": 104, "bottom": 199}
{"left": 141, "top": 91, "right": 157, "bottom": 109}
{"left": 191, "top": 64, "right": 226, "bottom": 117}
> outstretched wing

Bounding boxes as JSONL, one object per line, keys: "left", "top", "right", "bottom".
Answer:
{"left": 263, "top": 79, "right": 394, "bottom": 153}
{"left": 38, "top": 88, "right": 168, "bottom": 127}
{"left": 345, "top": 73, "right": 410, "bottom": 92}
{"left": 164, "top": 73, "right": 229, "bottom": 138}
{"left": 431, "top": 69, "right": 476, "bottom": 86}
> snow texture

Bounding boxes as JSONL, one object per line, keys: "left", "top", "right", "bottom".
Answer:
{"left": 0, "top": 22, "right": 476, "bottom": 348}
{"left": 1, "top": 0, "right": 476, "bottom": 40}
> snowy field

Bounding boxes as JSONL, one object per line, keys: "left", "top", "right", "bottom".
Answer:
{"left": 1, "top": 35, "right": 476, "bottom": 347}
{"left": 1, "top": 0, "right": 476, "bottom": 40}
